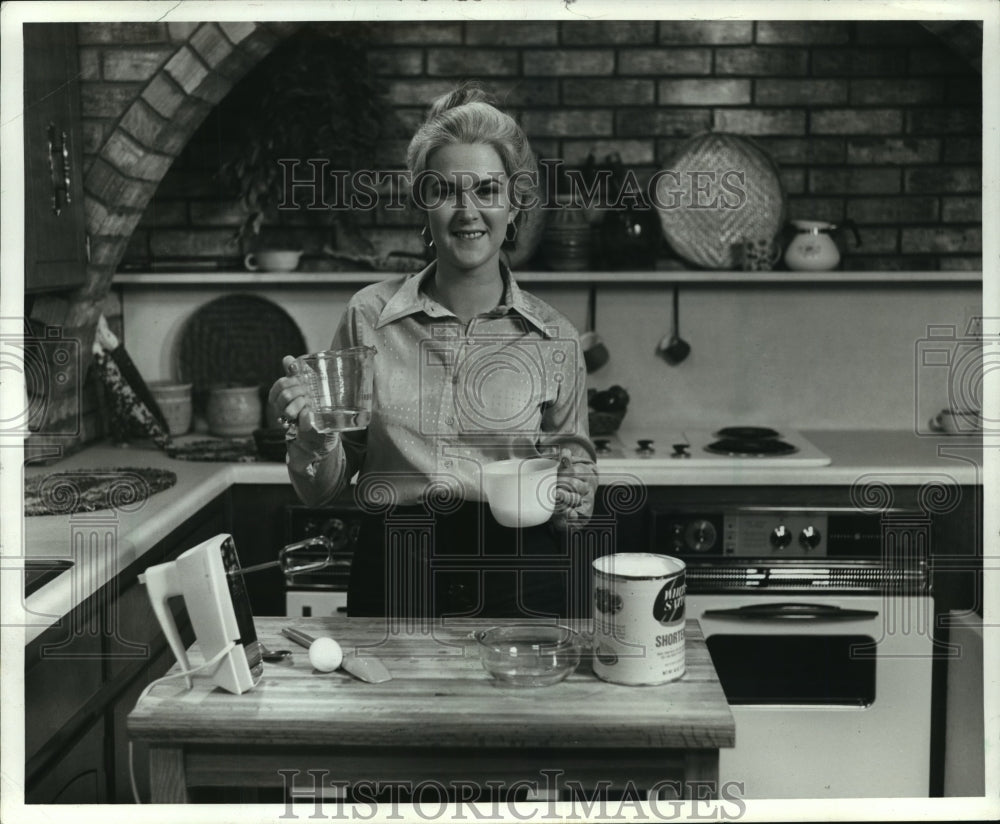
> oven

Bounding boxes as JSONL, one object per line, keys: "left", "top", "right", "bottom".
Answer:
{"left": 282, "top": 504, "right": 363, "bottom": 617}
{"left": 650, "top": 500, "right": 936, "bottom": 799}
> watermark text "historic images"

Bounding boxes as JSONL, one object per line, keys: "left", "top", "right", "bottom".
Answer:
{"left": 273, "top": 158, "right": 748, "bottom": 213}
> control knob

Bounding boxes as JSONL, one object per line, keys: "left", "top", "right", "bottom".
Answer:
{"left": 799, "top": 525, "right": 822, "bottom": 550}
{"left": 684, "top": 519, "right": 717, "bottom": 552}
{"left": 769, "top": 524, "right": 792, "bottom": 550}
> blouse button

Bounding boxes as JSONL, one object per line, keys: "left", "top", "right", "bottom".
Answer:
{"left": 445, "top": 415, "right": 455, "bottom": 426}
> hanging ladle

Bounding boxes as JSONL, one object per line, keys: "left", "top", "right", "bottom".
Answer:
{"left": 581, "top": 285, "right": 609, "bottom": 372}
{"left": 657, "top": 285, "right": 691, "bottom": 365}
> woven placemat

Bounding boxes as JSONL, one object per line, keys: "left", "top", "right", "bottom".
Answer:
{"left": 654, "top": 132, "right": 786, "bottom": 269}
{"left": 25, "top": 468, "right": 177, "bottom": 516}
{"left": 178, "top": 294, "right": 306, "bottom": 413}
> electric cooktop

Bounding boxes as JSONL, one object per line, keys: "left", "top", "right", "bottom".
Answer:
{"left": 594, "top": 426, "right": 833, "bottom": 468}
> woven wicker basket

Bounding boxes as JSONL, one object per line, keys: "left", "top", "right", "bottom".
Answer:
{"left": 654, "top": 132, "right": 786, "bottom": 270}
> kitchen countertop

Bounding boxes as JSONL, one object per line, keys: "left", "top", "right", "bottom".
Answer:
{"left": 14, "top": 429, "right": 984, "bottom": 644}
{"left": 127, "top": 616, "right": 734, "bottom": 802}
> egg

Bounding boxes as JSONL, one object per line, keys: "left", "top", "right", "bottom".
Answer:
{"left": 308, "top": 637, "right": 344, "bottom": 672}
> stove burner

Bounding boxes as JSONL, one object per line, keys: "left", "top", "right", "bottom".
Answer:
{"left": 705, "top": 437, "right": 798, "bottom": 457}
{"left": 593, "top": 439, "right": 612, "bottom": 455}
{"left": 714, "top": 426, "right": 781, "bottom": 440}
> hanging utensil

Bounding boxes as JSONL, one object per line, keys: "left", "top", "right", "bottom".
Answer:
{"left": 581, "top": 286, "right": 609, "bottom": 372}
{"left": 657, "top": 286, "right": 691, "bottom": 366}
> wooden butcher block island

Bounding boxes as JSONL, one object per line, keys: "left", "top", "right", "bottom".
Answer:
{"left": 127, "top": 617, "right": 735, "bottom": 803}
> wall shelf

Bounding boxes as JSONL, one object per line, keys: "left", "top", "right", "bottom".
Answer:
{"left": 113, "top": 270, "right": 984, "bottom": 287}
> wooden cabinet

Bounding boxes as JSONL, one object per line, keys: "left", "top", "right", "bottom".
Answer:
{"left": 24, "top": 717, "right": 108, "bottom": 805}
{"left": 24, "top": 492, "right": 226, "bottom": 804}
{"left": 23, "top": 23, "right": 88, "bottom": 294}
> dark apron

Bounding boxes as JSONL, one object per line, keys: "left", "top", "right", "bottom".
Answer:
{"left": 346, "top": 500, "right": 573, "bottom": 619}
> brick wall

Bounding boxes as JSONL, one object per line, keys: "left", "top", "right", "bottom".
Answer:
{"left": 125, "top": 18, "right": 983, "bottom": 273}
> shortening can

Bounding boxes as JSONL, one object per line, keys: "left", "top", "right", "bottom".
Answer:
{"left": 591, "top": 552, "right": 686, "bottom": 685}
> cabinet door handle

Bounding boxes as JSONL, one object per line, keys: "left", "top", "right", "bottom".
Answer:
{"left": 46, "top": 123, "right": 60, "bottom": 215}
{"left": 61, "top": 129, "right": 72, "bottom": 205}
{"left": 701, "top": 602, "right": 880, "bottom": 621}
{"left": 45, "top": 123, "right": 71, "bottom": 215}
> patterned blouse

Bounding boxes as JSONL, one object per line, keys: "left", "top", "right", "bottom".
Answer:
{"left": 287, "top": 261, "right": 596, "bottom": 509}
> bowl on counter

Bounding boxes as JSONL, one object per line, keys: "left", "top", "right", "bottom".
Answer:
{"left": 253, "top": 427, "right": 288, "bottom": 462}
{"left": 474, "top": 624, "right": 583, "bottom": 687}
{"left": 588, "top": 409, "right": 626, "bottom": 436}
{"left": 148, "top": 381, "right": 193, "bottom": 436}
{"left": 206, "top": 384, "right": 263, "bottom": 437}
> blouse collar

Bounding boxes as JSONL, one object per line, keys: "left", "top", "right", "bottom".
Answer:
{"left": 374, "top": 259, "right": 553, "bottom": 337}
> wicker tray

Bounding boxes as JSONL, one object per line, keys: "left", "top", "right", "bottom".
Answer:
{"left": 178, "top": 295, "right": 306, "bottom": 414}
{"left": 653, "top": 132, "right": 786, "bottom": 270}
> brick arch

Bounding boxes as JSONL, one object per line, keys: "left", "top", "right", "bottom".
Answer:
{"left": 41, "top": 20, "right": 304, "bottom": 342}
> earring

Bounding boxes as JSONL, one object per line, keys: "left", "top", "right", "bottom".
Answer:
{"left": 421, "top": 226, "right": 434, "bottom": 248}
{"left": 505, "top": 221, "right": 518, "bottom": 243}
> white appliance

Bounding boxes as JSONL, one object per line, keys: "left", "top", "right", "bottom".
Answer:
{"left": 688, "top": 591, "right": 934, "bottom": 798}
{"left": 651, "top": 498, "right": 938, "bottom": 798}
{"left": 140, "top": 534, "right": 263, "bottom": 694}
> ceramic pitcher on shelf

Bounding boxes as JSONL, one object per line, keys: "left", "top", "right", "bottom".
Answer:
{"left": 783, "top": 219, "right": 861, "bottom": 271}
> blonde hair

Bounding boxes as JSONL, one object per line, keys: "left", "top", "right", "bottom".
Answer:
{"left": 406, "top": 83, "right": 538, "bottom": 241}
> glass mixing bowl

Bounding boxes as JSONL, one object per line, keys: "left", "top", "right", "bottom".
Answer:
{"left": 474, "top": 624, "right": 583, "bottom": 687}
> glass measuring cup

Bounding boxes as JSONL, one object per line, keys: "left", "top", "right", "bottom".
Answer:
{"left": 294, "top": 346, "right": 377, "bottom": 433}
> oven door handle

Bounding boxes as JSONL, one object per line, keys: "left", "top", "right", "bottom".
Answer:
{"left": 700, "top": 602, "right": 879, "bottom": 621}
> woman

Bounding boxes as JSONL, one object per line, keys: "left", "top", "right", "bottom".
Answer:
{"left": 269, "top": 84, "right": 597, "bottom": 620}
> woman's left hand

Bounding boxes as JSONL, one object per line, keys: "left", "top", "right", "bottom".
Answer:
{"left": 551, "top": 448, "right": 597, "bottom": 530}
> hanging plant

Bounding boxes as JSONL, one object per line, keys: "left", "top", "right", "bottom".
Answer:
{"left": 217, "top": 23, "right": 402, "bottom": 250}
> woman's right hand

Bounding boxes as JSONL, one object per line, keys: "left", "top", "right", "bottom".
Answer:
{"left": 268, "top": 356, "right": 326, "bottom": 448}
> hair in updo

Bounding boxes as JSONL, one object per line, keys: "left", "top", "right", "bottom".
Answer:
{"left": 406, "top": 83, "right": 538, "bottom": 238}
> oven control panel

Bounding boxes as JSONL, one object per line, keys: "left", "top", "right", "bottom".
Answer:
{"left": 654, "top": 510, "right": 832, "bottom": 558}
{"left": 726, "top": 512, "right": 828, "bottom": 557}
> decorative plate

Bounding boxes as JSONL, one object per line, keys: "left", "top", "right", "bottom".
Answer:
{"left": 653, "top": 132, "right": 786, "bottom": 270}
{"left": 178, "top": 294, "right": 306, "bottom": 414}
